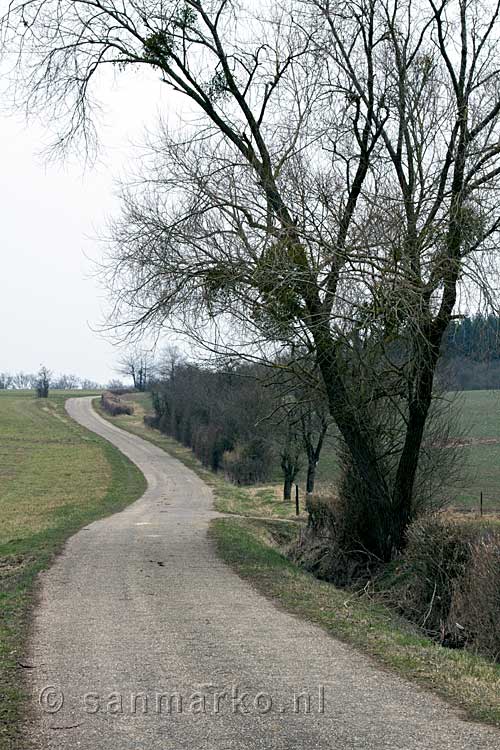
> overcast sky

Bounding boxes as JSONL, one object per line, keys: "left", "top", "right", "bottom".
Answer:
{"left": 1, "top": 68, "right": 176, "bottom": 385}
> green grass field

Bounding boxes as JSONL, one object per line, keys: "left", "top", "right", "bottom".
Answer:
{"left": 303, "top": 389, "right": 500, "bottom": 512}
{"left": 0, "top": 390, "right": 146, "bottom": 750}
{"left": 454, "top": 389, "right": 500, "bottom": 438}
{"left": 444, "top": 390, "right": 500, "bottom": 510}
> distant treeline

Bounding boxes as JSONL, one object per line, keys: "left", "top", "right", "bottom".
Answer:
{"left": 0, "top": 372, "right": 102, "bottom": 390}
{"left": 440, "top": 315, "right": 500, "bottom": 390}
{"left": 444, "top": 315, "right": 500, "bottom": 360}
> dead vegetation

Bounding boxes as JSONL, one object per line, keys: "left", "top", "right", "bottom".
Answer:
{"left": 293, "top": 496, "right": 500, "bottom": 662}
{"left": 100, "top": 392, "right": 134, "bottom": 417}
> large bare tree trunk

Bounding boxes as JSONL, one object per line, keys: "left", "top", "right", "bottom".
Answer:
{"left": 313, "top": 327, "right": 395, "bottom": 559}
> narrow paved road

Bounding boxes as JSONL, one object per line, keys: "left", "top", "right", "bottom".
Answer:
{"left": 26, "top": 396, "right": 499, "bottom": 749}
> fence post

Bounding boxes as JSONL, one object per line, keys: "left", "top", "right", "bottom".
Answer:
{"left": 295, "top": 484, "right": 299, "bottom": 516}
{"left": 480, "top": 491, "right": 483, "bottom": 517}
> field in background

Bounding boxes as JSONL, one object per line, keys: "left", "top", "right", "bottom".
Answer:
{"left": 116, "top": 389, "right": 500, "bottom": 513}
{"left": 0, "top": 391, "right": 146, "bottom": 750}
{"left": 448, "top": 390, "right": 500, "bottom": 511}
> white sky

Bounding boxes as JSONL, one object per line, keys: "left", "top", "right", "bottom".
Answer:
{"left": 0, "top": 68, "right": 177, "bottom": 385}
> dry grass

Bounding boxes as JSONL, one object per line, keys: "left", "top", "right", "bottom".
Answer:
{"left": 1, "top": 400, "right": 110, "bottom": 541}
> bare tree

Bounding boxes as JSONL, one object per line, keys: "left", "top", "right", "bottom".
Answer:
{"left": 116, "top": 349, "right": 154, "bottom": 391}
{"left": 0, "top": 372, "right": 13, "bottom": 389}
{"left": 155, "top": 344, "right": 185, "bottom": 383}
{"left": 79, "top": 377, "right": 103, "bottom": 390}
{"left": 263, "top": 357, "right": 332, "bottom": 495}
{"left": 52, "top": 373, "right": 80, "bottom": 389}
{"left": 300, "top": 400, "right": 330, "bottom": 495}
{"left": 106, "top": 378, "right": 126, "bottom": 390}
{"left": 279, "top": 414, "right": 303, "bottom": 501}
{"left": 5, "top": 0, "right": 500, "bottom": 558}
{"left": 11, "top": 371, "right": 35, "bottom": 389}
{"left": 35, "top": 365, "right": 51, "bottom": 398}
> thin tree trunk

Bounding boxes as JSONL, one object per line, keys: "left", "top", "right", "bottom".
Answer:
{"left": 283, "top": 473, "right": 293, "bottom": 501}
{"left": 391, "top": 328, "right": 446, "bottom": 549}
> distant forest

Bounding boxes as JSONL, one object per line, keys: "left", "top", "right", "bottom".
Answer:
{"left": 440, "top": 315, "right": 500, "bottom": 390}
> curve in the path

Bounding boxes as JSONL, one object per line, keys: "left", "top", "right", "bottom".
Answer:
{"left": 25, "top": 396, "right": 500, "bottom": 749}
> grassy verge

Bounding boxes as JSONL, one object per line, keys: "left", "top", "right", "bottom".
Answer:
{"left": 211, "top": 517, "right": 500, "bottom": 727}
{"left": 0, "top": 391, "right": 146, "bottom": 750}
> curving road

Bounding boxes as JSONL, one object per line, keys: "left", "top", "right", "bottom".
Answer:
{"left": 25, "top": 396, "right": 499, "bottom": 749}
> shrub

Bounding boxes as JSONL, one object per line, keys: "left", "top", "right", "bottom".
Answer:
{"left": 291, "top": 489, "right": 375, "bottom": 586}
{"left": 384, "top": 516, "right": 476, "bottom": 640}
{"left": 222, "top": 439, "right": 274, "bottom": 485}
{"left": 380, "top": 515, "right": 500, "bottom": 659}
{"left": 449, "top": 533, "right": 500, "bottom": 660}
{"left": 293, "top": 498, "right": 500, "bottom": 661}
{"left": 101, "top": 392, "right": 133, "bottom": 416}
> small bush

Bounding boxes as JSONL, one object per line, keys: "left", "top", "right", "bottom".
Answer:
{"left": 101, "top": 392, "right": 133, "bottom": 416}
{"left": 192, "top": 424, "right": 220, "bottom": 470}
{"left": 222, "top": 439, "right": 274, "bottom": 485}
{"left": 293, "top": 502, "right": 500, "bottom": 662}
{"left": 380, "top": 515, "right": 500, "bottom": 660}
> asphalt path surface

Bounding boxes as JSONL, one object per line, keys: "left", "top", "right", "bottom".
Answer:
{"left": 25, "top": 396, "right": 500, "bottom": 749}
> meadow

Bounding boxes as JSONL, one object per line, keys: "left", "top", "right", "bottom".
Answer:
{"left": 447, "top": 390, "right": 500, "bottom": 511}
